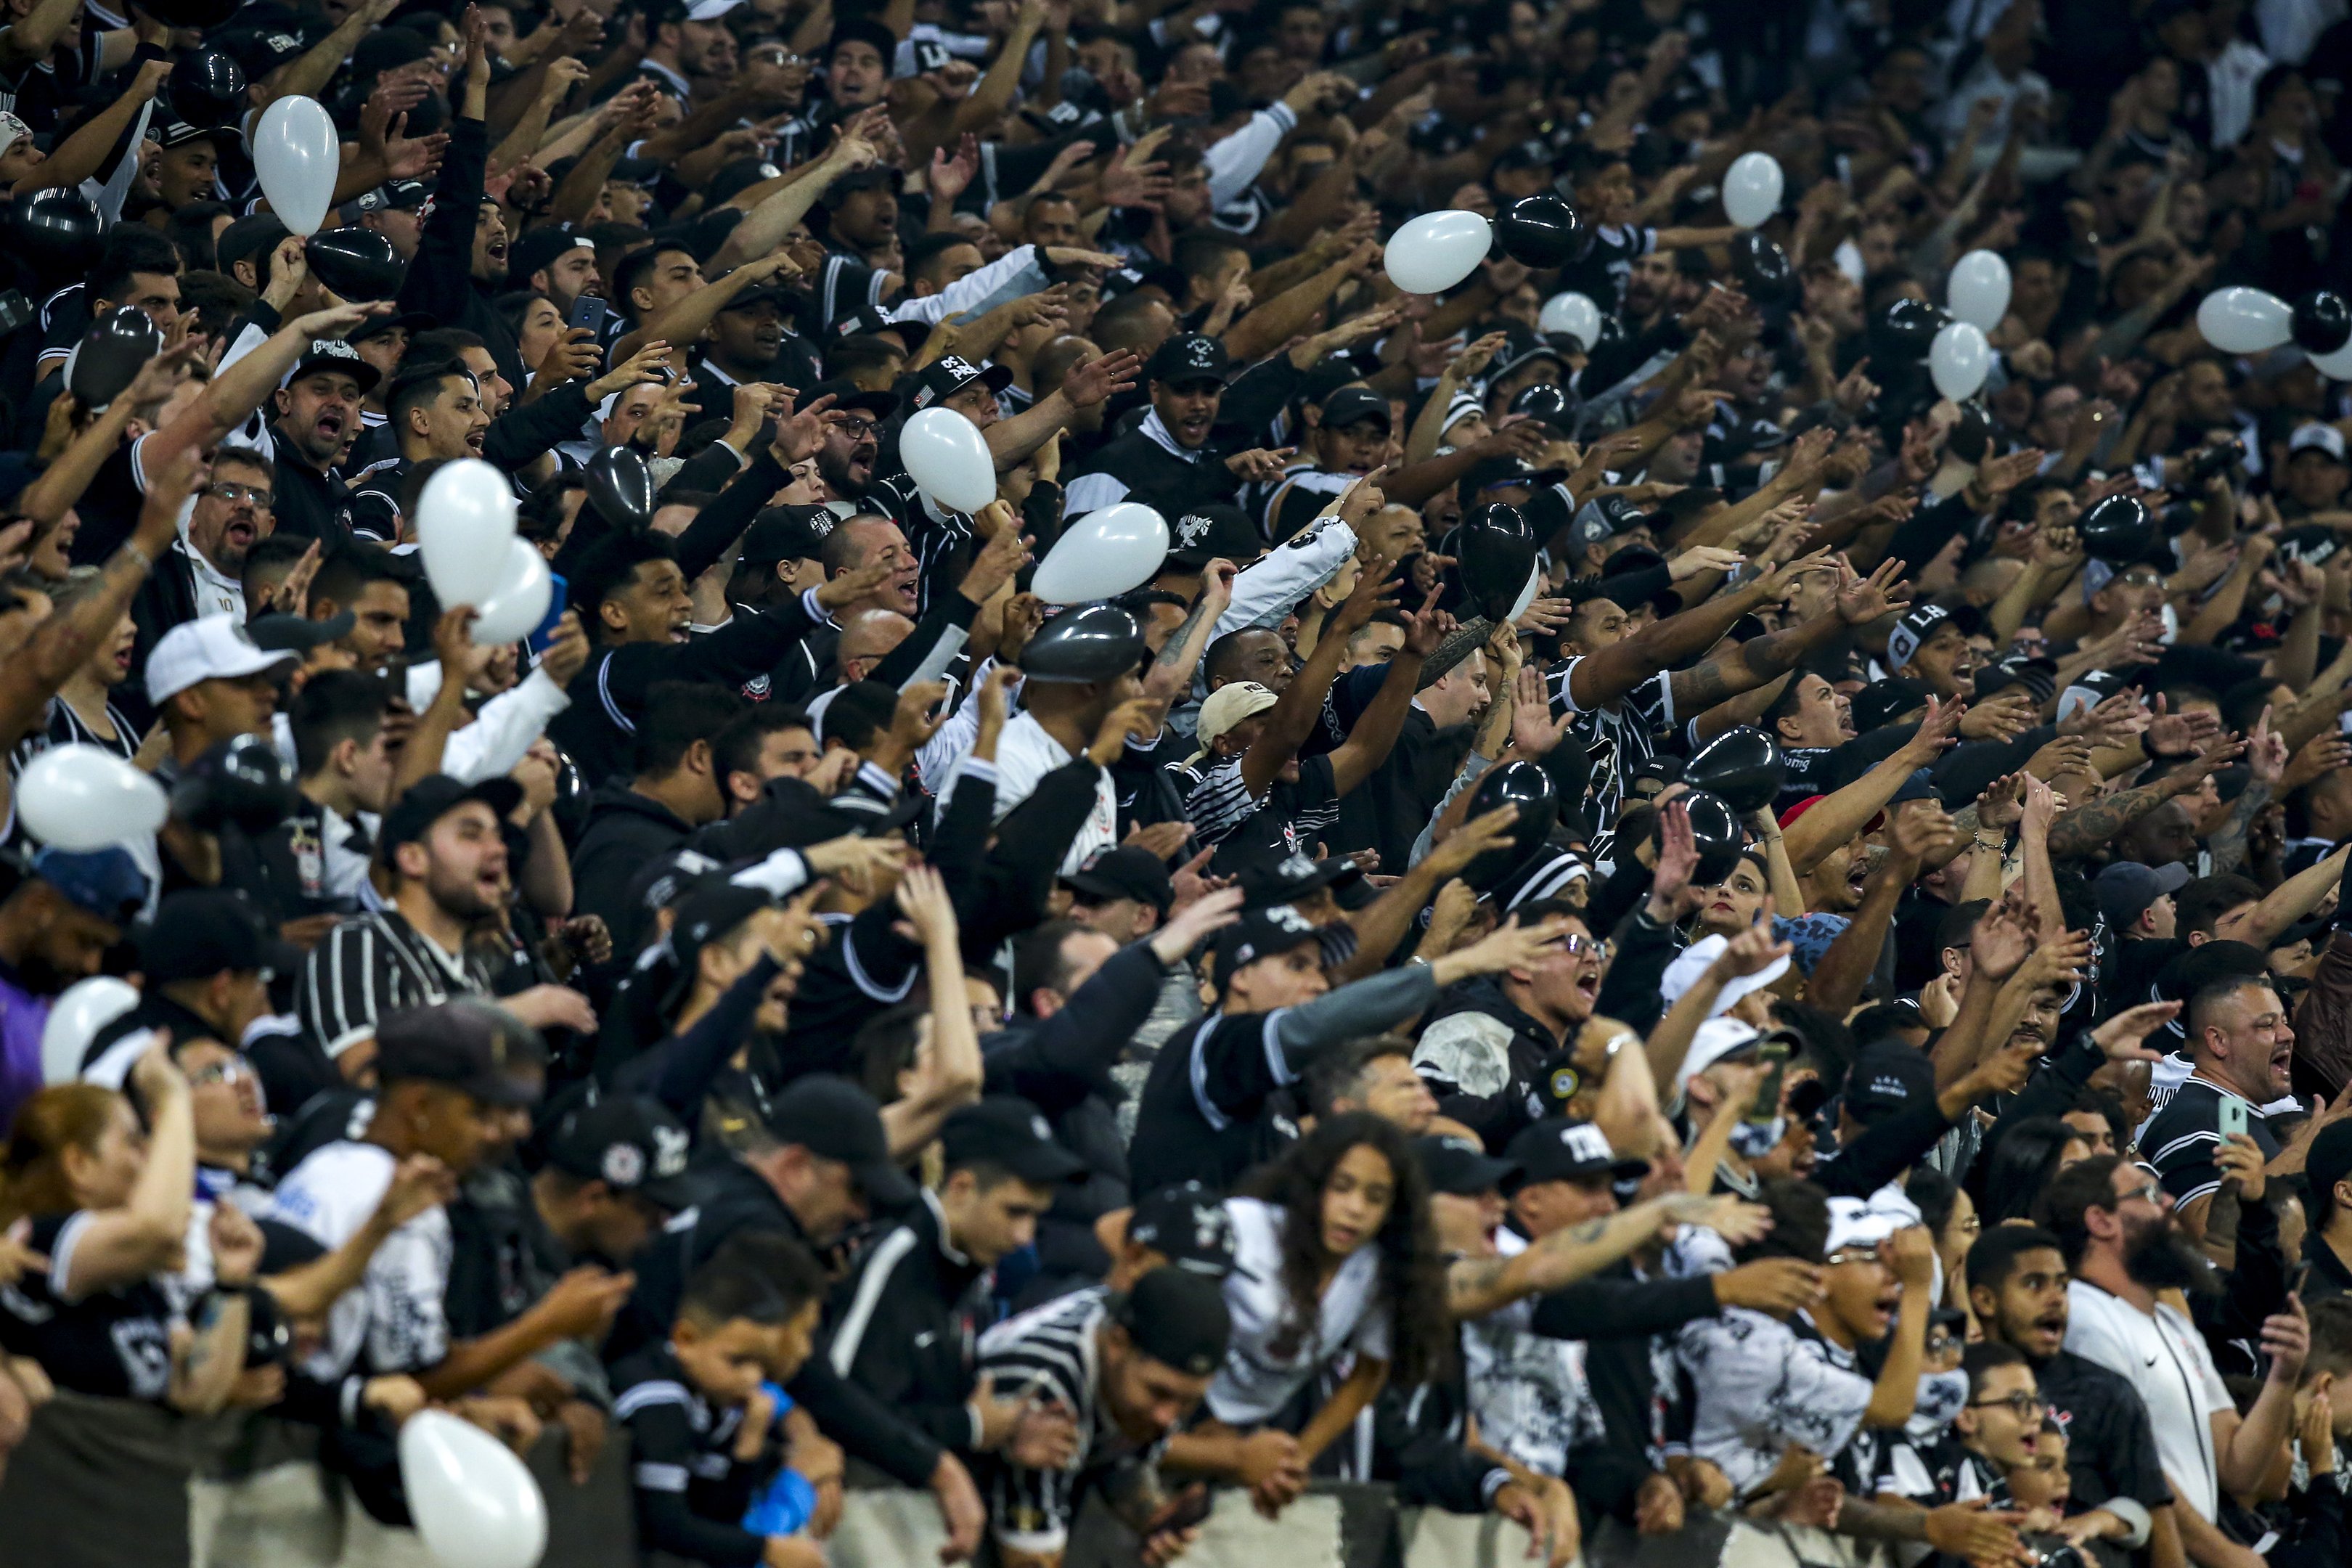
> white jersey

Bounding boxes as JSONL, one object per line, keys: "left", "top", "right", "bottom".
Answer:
{"left": 988, "top": 712, "right": 1116, "bottom": 875}
{"left": 2062, "top": 1280, "right": 2229, "bottom": 1519}
{"left": 266, "top": 1140, "right": 451, "bottom": 1381}
{"left": 1208, "top": 1197, "right": 1391, "bottom": 1425}
{"left": 1460, "top": 1228, "right": 1605, "bottom": 1474}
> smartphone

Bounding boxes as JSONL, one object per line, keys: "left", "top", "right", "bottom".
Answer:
{"left": 1146, "top": 1485, "right": 1212, "bottom": 1537}
{"left": 528, "top": 572, "right": 568, "bottom": 655}
{"left": 1746, "top": 1034, "right": 1792, "bottom": 1127}
{"left": 2217, "top": 1093, "right": 2249, "bottom": 1142}
{"left": 567, "top": 294, "right": 610, "bottom": 338}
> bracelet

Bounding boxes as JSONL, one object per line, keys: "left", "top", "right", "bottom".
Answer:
{"left": 118, "top": 540, "right": 153, "bottom": 571}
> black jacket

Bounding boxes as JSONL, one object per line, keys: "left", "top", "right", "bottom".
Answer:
{"left": 571, "top": 784, "right": 695, "bottom": 936}
{"left": 1411, "top": 975, "right": 1564, "bottom": 1151}
{"left": 820, "top": 1191, "right": 991, "bottom": 1456}
{"left": 395, "top": 115, "right": 528, "bottom": 393}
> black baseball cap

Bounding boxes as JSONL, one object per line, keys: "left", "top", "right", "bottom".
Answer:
{"left": 282, "top": 337, "right": 383, "bottom": 396}
{"left": 1503, "top": 1117, "right": 1649, "bottom": 1188}
{"left": 138, "top": 890, "right": 299, "bottom": 985}
{"left": 1167, "top": 503, "right": 1261, "bottom": 568}
{"left": 800, "top": 375, "right": 899, "bottom": 420}
{"left": 543, "top": 1093, "right": 700, "bottom": 1209}
{"left": 739, "top": 505, "right": 836, "bottom": 570}
{"left": 509, "top": 226, "right": 592, "bottom": 287}
{"left": 381, "top": 774, "right": 526, "bottom": 852}
{"left": 906, "top": 353, "right": 1014, "bottom": 413}
{"left": 1850, "top": 677, "right": 1931, "bottom": 734}
{"left": 1416, "top": 1133, "right": 1522, "bottom": 1196}
{"left": 1125, "top": 1180, "right": 1238, "bottom": 1277}
{"left": 764, "top": 1074, "right": 918, "bottom": 1204}
{"left": 1113, "top": 1265, "right": 1231, "bottom": 1376}
{"left": 1148, "top": 332, "right": 1230, "bottom": 389}
{"left": 248, "top": 608, "right": 356, "bottom": 653}
{"left": 1063, "top": 845, "right": 1175, "bottom": 915}
{"left": 1214, "top": 904, "right": 1355, "bottom": 976}
{"left": 830, "top": 303, "right": 927, "bottom": 354}
{"left": 375, "top": 1000, "right": 548, "bottom": 1106}
{"left": 155, "top": 119, "right": 241, "bottom": 154}
{"left": 665, "top": 881, "right": 777, "bottom": 988}
{"left": 1319, "top": 385, "right": 1392, "bottom": 431}
{"left": 1236, "top": 849, "right": 1358, "bottom": 910}
{"left": 1845, "top": 1042, "right": 1935, "bottom": 1126}
{"left": 939, "top": 1096, "right": 1087, "bottom": 1183}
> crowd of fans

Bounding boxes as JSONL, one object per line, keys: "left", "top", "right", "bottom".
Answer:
{"left": 1, "top": 0, "right": 2352, "bottom": 1565}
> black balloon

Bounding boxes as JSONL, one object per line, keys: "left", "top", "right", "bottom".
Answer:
{"left": 1462, "top": 760, "right": 1558, "bottom": 891}
{"left": 2078, "top": 493, "right": 2155, "bottom": 563}
{"left": 1680, "top": 790, "right": 1744, "bottom": 884}
{"left": 68, "top": 308, "right": 163, "bottom": 409}
{"left": 2293, "top": 290, "right": 2352, "bottom": 356}
{"left": 1495, "top": 194, "right": 1589, "bottom": 269}
{"left": 1021, "top": 601, "right": 1147, "bottom": 683}
{"left": 1871, "top": 298, "right": 1947, "bottom": 362}
{"left": 168, "top": 46, "right": 246, "bottom": 130}
{"left": 11, "top": 189, "right": 104, "bottom": 279}
{"left": 1687, "top": 727, "right": 1785, "bottom": 814}
{"left": 172, "top": 735, "right": 299, "bottom": 834}
{"left": 134, "top": 0, "right": 242, "bottom": 25}
{"left": 585, "top": 445, "right": 655, "bottom": 529}
{"left": 1508, "top": 382, "right": 1572, "bottom": 431}
{"left": 305, "top": 227, "right": 405, "bottom": 301}
{"left": 1457, "top": 502, "right": 1540, "bottom": 621}
{"left": 1948, "top": 400, "right": 1992, "bottom": 463}
{"left": 1731, "top": 232, "right": 1794, "bottom": 303}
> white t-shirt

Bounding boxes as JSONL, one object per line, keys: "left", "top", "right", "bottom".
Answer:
{"left": 2062, "top": 1280, "right": 2229, "bottom": 1519}
{"left": 266, "top": 1140, "right": 452, "bottom": 1381}
{"left": 1676, "top": 1307, "right": 1875, "bottom": 1500}
{"left": 1208, "top": 1196, "right": 1392, "bottom": 1425}
{"left": 1461, "top": 1228, "right": 1605, "bottom": 1474}
{"left": 989, "top": 712, "right": 1116, "bottom": 876}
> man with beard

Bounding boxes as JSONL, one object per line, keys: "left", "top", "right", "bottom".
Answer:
{"left": 1063, "top": 335, "right": 1292, "bottom": 518}
{"left": 636, "top": 0, "right": 738, "bottom": 109}
{"left": 804, "top": 379, "right": 900, "bottom": 507}
{"left": 508, "top": 229, "right": 602, "bottom": 317}
{"left": 0, "top": 846, "right": 150, "bottom": 1132}
{"left": 130, "top": 447, "right": 275, "bottom": 661}
{"left": 269, "top": 338, "right": 380, "bottom": 542}
{"left": 1964, "top": 1225, "right": 2175, "bottom": 1563}
{"left": 2144, "top": 974, "right": 2300, "bottom": 1240}
{"left": 354, "top": 364, "right": 492, "bottom": 534}
{"left": 2044, "top": 1153, "right": 2313, "bottom": 1567}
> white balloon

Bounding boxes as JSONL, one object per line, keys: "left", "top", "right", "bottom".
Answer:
{"left": 1383, "top": 211, "right": 1493, "bottom": 294}
{"left": 1537, "top": 291, "right": 1601, "bottom": 348}
{"left": 399, "top": 1409, "right": 548, "bottom": 1568}
{"left": 418, "top": 460, "right": 520, "bottom": 608}
{"left": 1033, "top": 503, "right": 1169, "bottom": 604}
{"left": 2311, "top": 338, "right": 2352, "bottom": 380}
{"left": 1946, "top": 250, "right": 2012, "bottom": 331}
{"left": 253, "top": 96, "right": 340, "bottom": 238}
{"left": 1507, "top": 565, "right": 1540, "bottom": 624}
{"left": 17, "top": 743, "right": 168, "bottom": 852}
{"left": 470, "top": 541, "right": 554, "bottom": 645}
{"left": 2197, "top": 287, "right": 2295, "bottom": 354}
{"left": 1723, "top": 152, "right": 1784, "bottom": 229}
{"left": 41, "top": 977, "right": 139, "bottom": 1086}
{"left": 899, "top": 407, "right": 997, "bottom": 514}
{"left": 1929, "top": 322, "right": 1991, "bottom": 401}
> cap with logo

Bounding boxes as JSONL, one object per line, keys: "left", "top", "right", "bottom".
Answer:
{"left": 154, "top": 119, "right": 242, "bottom": 153}
{"left": 798, "top": 375, "right": 899, "bottom": 421}
{"left": 508, "top": 226, "right": 593, "bottom": 287}
{"left": 1844, "top": 1042, "right": 1935, "bottom": 1126}
{"left": 1214, "top": 902, "right": 1355, "bottom": 975}
{"left": 2094, "top": 859, "right": 2192, "bottom": 928}
{"left": 1235, "top": 848, "right": 1360, "bottom": 910}
{"left": 375, "top": 1000, "right": 549, "bottom": 1107}
{"left": 1318, "top": 385, "right": 1392, "bottom": 431}
{"left": 1824, "top": 1195, "right": 1906, "bottom": 1258}
{"left": 763, "top": 1074, "right": 918, "bottom": 1205}
{"left": 282, "top": 336, "right": 382, "bottom": 395}
{"left": 1849, "top": 677, "right": 1932, "bottom": 734}
{"left": 1190, "top": 681, "right": 1278, "bottom": 762}
{"left": 1167, "top": 503, "right": 1261, "bottom": 568}
{"left": 907, "top": 354, "right": 1015, "bottom": 412}
{"left": 1885, "top": 603, "right": 1979, "bottom": 671}
{"left": 661, "top": 881, "right": 778, "bottom": 1003}
{"left": 544, "top": 1094, "right": 699, "bottom": 1209}
{"left": 216, "top": 26, "right": 313, "bottom": 80}
{"left": 1111, "top": 1265, "right": 1232, "bottom": 1376}
{"left": 139, "top": 889, "right": 298, "bottom": 984}
{"left": 740, "top": 505, "right": 837, "bottom": 570}
{"left": 147, "top": 613, "right": 299, "bottom": 706}
{"left": 829, "top": 303, "right": 928, "bottom": 353}
{"left": 1063, "top": 846, "right": 1175, "bottom": 915}
{"left": 1416, "top": 1132, "right": 1522, "bottom": 1196}
{"left": 1124, "top": 1181, "right": 1238, "bottom": 1277}
{"left": 2290, "top": 422, "right": 2348, "bottom": 463}
{"left": 1502, "top": 1117, "right": 1648, "bottom": 1188}
{"left": 380, "top": 773, "right": 528, "bottom": 854}
{"left": 939, "top": 1096, "right": 1087, "bottom": 1183}
{"left": 1148, "top": 332, "right": 1231, "bottom": 389}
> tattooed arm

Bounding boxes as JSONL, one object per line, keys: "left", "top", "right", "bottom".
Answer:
{"left": 2205, "top": 780, "right": 2270, "bottom": 876}
{"left": 1446, "top": 1193, "right": 1741, "bottom": 1319}
{"left": 1143, "top": 559, "right": 1235, "bottom": 706}
{"left": 2044, "top": 776, "right": 2189, "bottom": 859}
{"left": 1668, "top": 611, "right": 1847, "bottom": 735}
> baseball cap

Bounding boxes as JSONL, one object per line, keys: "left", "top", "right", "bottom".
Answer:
{"left": 1236, "top": 848, "right": 1360, "bottom": 910}
{"left": 1167, "top": 503, "right": 1261, "bottom": 568}
{"left": 1850, "top": 677, "right": 1931, "bottom": 733}
{"left": 33, "top": 846, "right": 150, "bottom": 924}
{"left": 1503, "top": 1117, "right": 1647, "bottom": 1188}
{"left": 146, "top": 613, "right": 298, "bottom": 706}
{"left": 799, "top": 375, "right": 899, "bottom": 421}
{"left": 1416, "top": 1132, "right": 1522, "bottom": 1195}
{"left": 665, "top": 881, "right": 779, "bottom": 987}
{"left": 1492, "top": 326, "right": 1565, "bottom": 382}
{"left": 1885, "top": 603, "right": 1979, "bottom": 671}
{"left": 380, "top": 774, "right": 527, "bottom": 854}
{"left": 739, "top": 505, "right": 836, "bottom": 570}
{"left": 2290, "top": 422, "right": 2348, "bottom": 462}
{"left": 1148, "top": 332, "right": 1231, "bottom": 388}
{"left": 1972, "top": 655, "right": 2057, "bottom": 706}
{"left": 375, "top": 1000, "right": 548, "bottom": 1106}
{"left": 1125, "top": 1181, "right": 1238, "bottom": 1277}
{"left": 216, "top": 213, "right": 293, "bottom": 280}
{"left": 216, "top": 25, "right": 310, "bottom": 79}
{"left": 940, "top": 1096, "right": 1087, "bottom": 1183}
{"left": 248, "top": 609, "right": 356, "bottom": 654}
{"left": 152, "top": 119, "right": 240, "bottom": 153}
{"left": 1319, "top": 385, "right": 1391, "bottom": 431}
{"left": 1845, "top": 1042, "right": 1935, "bottom": 1126}
{"left": 906, "top": 353, "right": 1013, "bottom": 413}
{"left": 2094, "top": 860, "right": 2192, "bottom": 928}
{"left": 2306, "top": 1119, "right": 2352, "bottom": 1220}
{"left": 1192, "top": 681, "right": 1278, "bottom": 759}
{"left": 764, "top": 1074, "right": 918, "bottom": 1204}
{"left": 281, "top": 337, "right": 382, "bottom": 396}
{"left": 829, "top": 303, "right": 927, "bottom": 354}
{"left": 1824, "top": 1195, "right": 1906, "bottom": 1257}
{"left": 1660, "top": 937, "right": 1790, "bottom": 1022}
{"left": 542, "top": 1094, "right": 699, "bottom": 1208}
{"left": 509, "top": 226, "right": 592, "bottom": 287}
{"left": 0, "top": 111, "right": 30, "bottom": 163}
{"left": 1670, "top": 1016, "right": 1763, "bottom": 1099}
{"left": 1214, "top": 903, "right": 1352, "bottom": 976}
{"left": 1113, "top": 1265, "right": 1232, "bottom": 1376}
{"left": 823, "top": 163, "right": 905, "bottom": 203}
{"left": 138, "top": 890, "right": 298, "bottom": 984}
{"left": 1063, "top": 845, "right": 1175, "bottom": 915}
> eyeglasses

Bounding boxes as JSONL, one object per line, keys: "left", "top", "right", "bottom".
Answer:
{"left": 1969, "top": 1390, "right": 2048, "bottom": 1419}
{"left": 1926, "top": 1331, "right": 1959, "bottom": 1355}
{"left": 205, "top": 481, "right": 274, "bottom": 510}
{"left": 1824, "top": 1247, "right": 1881, "bottom": 1267}
{"left": 185, "top": 1056, "right": 254, "bottom": 1089}
{"left": 2118, "top": 1179, "right": 2163, "bottom": 1206}
{"left": 834, "top": 417, "right": 876, "bottom": 438}
{"left": 1559, "top": 934, "right": 1607, "bottom": 957}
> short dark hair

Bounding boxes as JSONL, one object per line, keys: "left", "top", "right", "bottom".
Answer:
{"left": 290, "top": 669, "right": 391, "bottom": 777}
{"left": 242, "top": 534, "right": 314, "bottom": 604}
{"left": 91, "top": 227, "right": 181, "bottom": 306}
{"left": 1738, "top": 1177, "right": 1829, "bottom": 1264}
{"left": 1304, "top": 1035, "right": 1414, "bottom": 1119}
{"left": 308, "top": 544, "right": 404, "bottom": 616}
{"left": 1937, "top": 899, "right": 1993, "bottom": 954}
{"left": 1011, "top": 919, "right": 1100, "bottom": 1016}
{"left": 569, "top": 528, "right": 676, "bottom": 633}
{"left": 685, "top": 1230, "right": 827, "bottom": 1324}
{"left": 165, "top": 203, "right": 233, "bottom": 271}
{"left": 903, "top": 232, "right": 977, "bottom": 289}
{"left": 1171, "top": 230, "right": 1246, "bottom": 282}
{"left": 632, "top": 681, "right": 746, "bottom": 777}
{"left": 176, "top": 267, "right": 253, "bottom": 343}
{"left": 1964, "top": 1222, "right": 2066, "bottom": 1294}
{"left": 853, "top": 999, "right": 929, "bottom": 1103}
{"left": 2186, "top": 972, "right": 2275, "bottom": 1043}
{"left": 2179, "top": 873, "right": 2261, "bottom": 938}
{"left": 386, "top": 361, "right": 474, "bottom": 436}
{"left": 2034, "top": 1154, "right": 2126, "bottom": 1267}
{"left": 1961, "top": 1339, "right": 2028, "bottom": 1399}
{"left": 712, "top": 705, "right": 812, "bottom": 789}
{"left": 612, "top": 244, "right": 693, "bottom": 320}
{"left": 407, "top": 326, "right": 486, "bottom": 364}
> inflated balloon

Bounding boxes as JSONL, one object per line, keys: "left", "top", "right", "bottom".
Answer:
{"left": 1032, "top": 502, "right": 1168, "bottom": 604}
{"left": 253, "top": 94, "right": 340, "bottom": 237}
{"left": 1495, "top": 193, "right": 1587, "bottom": 269}
{"left": 1509, "top": 383, "right": 1572, "bottom": 430}
{"left": 1507, "top": 565, "right": 1540, "bottom": 624}
{"left": 305, "top": 227, "right": 405, "bottom": 302}
{"left": 1537, "top": 291, "right": 1601, "bottom": 348}
{"left": 418, "top": 459, "right": 521, "bottom": 608}
{"left": 900, "top": 407, "right": 997, "bottom": 513}
{"left": 1722, "top": 152, "right": 1784, "bottom": 228}
{"left": 399, "top": 1408, "right": 549, "bottom": 1568}
{"left": 67, "top": 308, "right": 164, "bottom": 411}
{"left": 18, "top": 743, "right": 168, "bottom": 851}
{"left": 1383, "top": 210, "right": 1493, "bottom": 294}
{"left": 2078, "top": 493, "right": 2155, "bottom": 563}
{"left": 1946, "top": 250, "right": 2012, "bottom": 331}
{"left": 1680, "top": 790, "right": 1744, "bottom": 883}
{"left": 2292, "top": 290, "right": 2352, "bottom": 356}
{"left": 1949, "top": 400, "right": 1992, "bottom": 463}
{"left": 2197, "top": 287, "right": 2294, "bottom": 354}
{"left": 168, "top": 46, "right": 247, "bottom": 130}
{"left": 1457, "top": 503, "right": 1540, "bottom": 621}
{"left": 1929, "top": 321, "right": 1991, "bottom": 401}
{"left": 1871, "top": 297, "right": 1947, "bottom": 364}
{"left": 1731, "top": 232, "right": 1793, "bottom": 303}
{"left": 583, "top": 445, "right": 653, "bottom": 529}
{"left": 2313, "top": 337, "right": 2352, "bottom": 381}
{"left": 1020, "top": 602, "right": 1147, "bottom": 683}
{"left": 40, "top": 977, "right": 139, "bottom": 1087}
{"left": 1462, "top": 761, "right": 1559, "bottom": 891}
{"left": 1686, "top": 727, "right": 1786, "bottom": 814}
{"left": 10, "top": 189, "right": 104, "bottom": 279}
{"left": 471, "top": 541, "right": 555, "bottom": 644}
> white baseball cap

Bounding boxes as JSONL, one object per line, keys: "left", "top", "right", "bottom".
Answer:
{"left": 147, "top": 614, "right": 298, "bottom": 706}
{"left": 1660, "top": 934, "right": 1791, "bottom": 1021}
{"left": 1670, "top": 1016, "right": 1760, "bottom": 1101}
{"left": 2290, "top": 422, "right": 2347, "bottom": 462}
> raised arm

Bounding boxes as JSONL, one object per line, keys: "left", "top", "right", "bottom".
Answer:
{"left": 1241, "top": 552, "right": 1395, "bottom": 796}
{"left": 49, "top": 1042, "right": 195, "bottom": 1299}
{"left": 881, "top": 867, "right": 987, "bottom": 1159}
{"left": 13, "top": 57, "right": 168, "bottom": 195}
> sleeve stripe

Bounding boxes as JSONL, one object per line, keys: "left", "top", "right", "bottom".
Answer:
{"left": 827, "top": 1225, "right": 920, "bottom": 1378}
{"left": 632, "top": 1463, "right": 690, "bottom": 1493}
{"left": 613, "top": 1379, "right": 694, "bottom": 1420}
